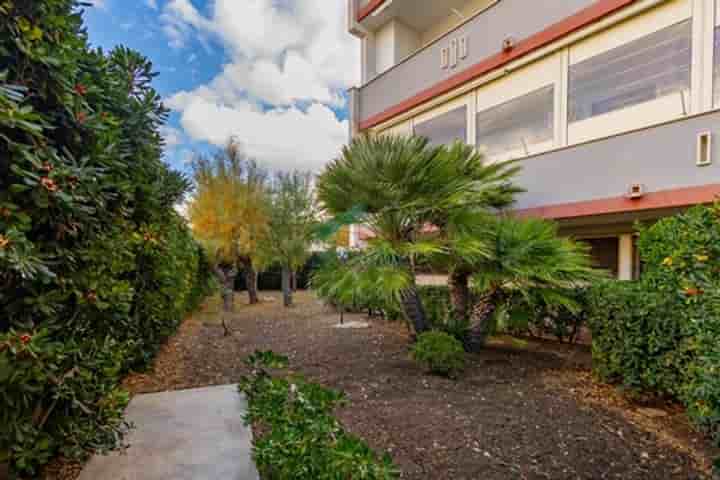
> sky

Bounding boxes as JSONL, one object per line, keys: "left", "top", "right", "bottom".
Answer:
{"left": 83, "top": 0, "right": 360, "bottom": 174}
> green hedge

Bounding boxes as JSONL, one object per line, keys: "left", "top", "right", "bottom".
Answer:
{"left": 0, "top": 1, "right": 214, "bottom": 475}
{"left": 588, "top": 205, "right": 720, "bottom": 446}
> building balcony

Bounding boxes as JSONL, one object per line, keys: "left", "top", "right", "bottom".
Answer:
{"left": 349, "top": 0, "right": 625, "bottom": 132}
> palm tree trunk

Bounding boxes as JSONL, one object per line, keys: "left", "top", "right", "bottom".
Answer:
{"left": 464, "top": 289, "right": 504, "bottom": 353}
{"left": 399, "top": 285, "right": 429, "bottom": 338}
{"left": 290, "top": 271, "right": 297, "bottom": 292}
{"left": 449, "top": 270, "right": 471, "bottom": 321}
{"left": 281, "top": 265, "right": 293, "bottom": 307}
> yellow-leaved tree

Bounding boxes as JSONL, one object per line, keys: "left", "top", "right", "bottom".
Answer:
{"left": 188, "top": 141, "right": 268, "bottom": 316}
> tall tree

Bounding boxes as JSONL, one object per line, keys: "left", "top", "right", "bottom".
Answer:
{"left": 188, "top": 141, "right": 268, "bottom": 306}
{"left": 262, "top": 171, "right": 320, "bottom": 307}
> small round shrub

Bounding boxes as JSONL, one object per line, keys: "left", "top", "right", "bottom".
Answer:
{"left": 412, "top": 331, "right": 466, "bottom": 378}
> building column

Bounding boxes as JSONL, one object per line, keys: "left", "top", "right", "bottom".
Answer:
{"left": 618, "top": 234, "right": 634, "bottom": 281}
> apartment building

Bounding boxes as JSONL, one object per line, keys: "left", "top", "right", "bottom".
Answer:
{"left": 346, "top": 0, "right": 720, "bottom": 279}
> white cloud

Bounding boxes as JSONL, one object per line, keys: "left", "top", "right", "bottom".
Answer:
{"left": 88, "top": 0, "right": 106, "bottom": 8}
{"left": 177, "top": 96, "right": 347, "bottom": 172}
{"left": 160, "top": 125, "right": 185, "bottom": 149}
{"left": 160, "top": 0, "right": 359, "bottom": 172}
{"left": 146, "top": 0, "right": 158, "bottom": 10}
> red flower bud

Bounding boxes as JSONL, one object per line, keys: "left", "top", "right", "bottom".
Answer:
{"left": 85, "top": 290, "right": 98, "bottom": 303}
{"left": 20, "top": 334, "right": 32, "bottom": 345}
{"left": 685, "top": 287, "right": 703, "bottom": 297}
{"left": 40, "top": 177, "right": 59, "bottom": 192}
{"left": 76, "top": 111, "right": 87, "bottom": 124}
{"left": 75, "top": 84, "right": 87, "bottom": 96}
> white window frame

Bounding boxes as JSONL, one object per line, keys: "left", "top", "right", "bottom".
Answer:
{"left": 567, "top": 0, "right": 693, "bottom": 145}
{"left": 376, "top": 120, "right": 413, "bottom": 137}
{"left": 692, "top": 0, "right": 714, "bottom": 112}
{"left": 710, "top": 0, "right": 720, "bottom": 108}
{"left": 475, "top": 51, "right": 564, "bottom": 162}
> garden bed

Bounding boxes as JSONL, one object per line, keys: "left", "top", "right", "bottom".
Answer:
{"left": 124, "top": 291, "right": 717, "bottom": 479}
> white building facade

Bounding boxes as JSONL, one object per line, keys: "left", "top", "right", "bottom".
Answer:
{"left": 347, "top": 0, "right": 720, "bottom": 279}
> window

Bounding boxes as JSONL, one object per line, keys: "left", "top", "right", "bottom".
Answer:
{"left": 569, "top": 20, "right": 692, "bottom": 123}
{"left": 476, "top": 86, "right": 554, "bottom": 159}
{"left": 582, "top": 238, "right": 619, "bottom": 278}
{"left": 413, "top": 106, "right": 467, "bottom": 146}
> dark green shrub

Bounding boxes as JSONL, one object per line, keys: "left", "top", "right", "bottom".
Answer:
{"left": 588, "top": 281, "right": 692, "bottom": 395}
{"left": 505, "top": 287, "right": 591, "bottom": 343}
{"left": 412, "top": 331, "right": 466, "bottom": 378}
{"left": 588, "top": 204, "right": 720, "bottom": 446}
{"left": 417, "top": 286, "right": 470, "bottom": 342}
{"left": 0, "top": 1, "right": 214, "bottom": 475}
{"left": 239, "top": 351, "right": 399, "bottom": 480}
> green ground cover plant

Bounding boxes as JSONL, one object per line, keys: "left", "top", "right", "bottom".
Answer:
{"left": 239, "top": 351, "right": 399, "bottom": 480}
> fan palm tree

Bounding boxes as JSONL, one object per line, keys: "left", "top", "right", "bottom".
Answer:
{"left": 459, "top": 216, "right": 602, "bottom": 352}
{"left": 317, "top": 135, "right": 521, "bottom": 336}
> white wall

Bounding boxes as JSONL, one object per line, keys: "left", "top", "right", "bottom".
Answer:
{"left": 373, "top": 19, "right": 421, "bottom": 75}
{"left": 375, "top": 20, "right": 396, "bottom": 75}
{"left": 394, "top": 20, "right": 421, "bottom": 61}
{"left": 420, "top": 0, "right": 497, "bottom": 46}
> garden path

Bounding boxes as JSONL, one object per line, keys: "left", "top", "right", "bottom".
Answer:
{"left": 78, "top": 385, "right": 258, "bottom": 480}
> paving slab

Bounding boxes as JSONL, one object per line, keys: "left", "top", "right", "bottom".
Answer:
{"left": 79, "top": 385, "right": 258, "bottom": 480}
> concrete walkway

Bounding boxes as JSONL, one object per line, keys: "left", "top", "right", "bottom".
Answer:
{"left": 79, "top": 385, "right": 258, "bottom": 480}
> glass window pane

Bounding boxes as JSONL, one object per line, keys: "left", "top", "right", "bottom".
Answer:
{"left": 413, "top": 106, "right": 467, "bottom": 146}
{"left": 476, "top": 85, "right": 554, "bottom": 158}
{"left": 569, "top": 20, "right": 692, "bottom": 123}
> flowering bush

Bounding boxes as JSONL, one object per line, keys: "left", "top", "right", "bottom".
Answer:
{"left": 0, "top": 0, "right": 213, "bottom": 475}
{"left": 589, "top": 204, "right": 720, "bottom": 447}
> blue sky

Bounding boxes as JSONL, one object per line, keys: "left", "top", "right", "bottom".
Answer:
{"left": 83, "top": 0, "right": 359, "bottom": 173}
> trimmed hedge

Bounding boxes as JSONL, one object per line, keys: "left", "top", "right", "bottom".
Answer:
{"left": 0, "top": 1, "right": 214, "bottom": 475}
{"left": 588, "top": 205, "right": 720, "bottom": 446}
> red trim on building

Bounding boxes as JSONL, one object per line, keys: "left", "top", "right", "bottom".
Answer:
{"left": 357, "top": 0, "right": 388, "bottom": 22}
{"left": 358, "top": 0, "right": 636, "bottom": 131}
{"left": 515, "top": 185, "right": 720, "bottom": 220}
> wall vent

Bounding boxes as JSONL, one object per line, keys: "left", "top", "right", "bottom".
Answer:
{"left": 697, "top": 132, "right": 712, "bottom": 167}
{"left": 626, "top": 184, "right": 646, "bottom": 199}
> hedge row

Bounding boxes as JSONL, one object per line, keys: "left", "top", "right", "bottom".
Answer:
{"left": 0, "top": 1, "right": 213, "bottom": 475}
{"left": 588, "top": 205, "right": 720, "bottom": 445}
